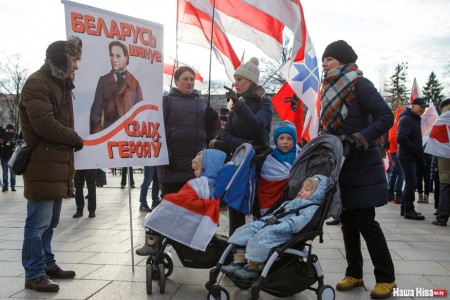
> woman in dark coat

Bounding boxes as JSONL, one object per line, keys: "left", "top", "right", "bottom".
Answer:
{"left": 212, "top": 57, "right": 272, "bottom": 235}
{"left": 320, "top": 40, "right": 395, "bottom": 299}
{"left": 157, "top": 66, "right": 218, "bottom": 197}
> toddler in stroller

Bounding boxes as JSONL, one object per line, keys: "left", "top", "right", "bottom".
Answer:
{"left": 221, "top": 175, "right": 329, "bottom": 280}
{"left": 206, "top": 134, "right": 343, "bottom": 300}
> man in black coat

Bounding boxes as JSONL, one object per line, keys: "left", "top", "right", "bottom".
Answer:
{"left": 397, "top": 97, "right": 428, "bottom": 220}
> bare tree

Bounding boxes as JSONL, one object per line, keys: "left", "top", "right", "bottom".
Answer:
{"left": 0, "top": 54, "right": 29, "bottom": 129}
{"left": 260, "top": 34, "right": 292, "bottom": 93}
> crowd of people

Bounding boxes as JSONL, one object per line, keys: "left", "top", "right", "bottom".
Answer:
{"left": 7, "top": 35, "right": 448, "bottom": 300}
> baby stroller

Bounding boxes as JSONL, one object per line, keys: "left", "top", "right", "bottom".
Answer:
{"left": 205, "top": 134, "right": 343, "bottom": 300}
{"left": 144, "top": 144, "right": 255, "bottom": 295}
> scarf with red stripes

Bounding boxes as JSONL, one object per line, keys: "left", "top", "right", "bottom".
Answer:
{"left": 320, "top": 64, "right": 363, "bottom": 132}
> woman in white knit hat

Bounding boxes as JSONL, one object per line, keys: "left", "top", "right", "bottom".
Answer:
{"left": 210, "top": 57, "right": 272, "bottom": 235}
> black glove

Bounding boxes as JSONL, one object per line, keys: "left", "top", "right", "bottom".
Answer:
{"left": 224, "top": 86, "right": 238, "bottom": 103}
{"left": 74, "top": 136, "right": 84, "bottom": 152}
{"left": 340, "top": 134, "right": 356, "bottom": 149}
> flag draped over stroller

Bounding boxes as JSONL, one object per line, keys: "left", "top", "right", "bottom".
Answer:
{"left": 144, "top": 149, "right": 226, "bottom": 251}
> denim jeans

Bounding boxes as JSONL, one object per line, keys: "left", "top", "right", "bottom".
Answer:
{"left": 1, "top": 158, "right": 16, "bottom": 188}
{"left": 399, "top": 160, "right": 417, "bottom": 211}
{"left": 22, "top": 199, "right": 62, "bottom": 280}
{"left": 139, "top": 166, "right": 160, "bottom": 207}
{"left": 388, "top": 153, "right": 404, "bottom": 197}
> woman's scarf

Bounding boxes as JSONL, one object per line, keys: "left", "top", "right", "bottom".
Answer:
{"left": 320, "top": 64, "right": 363, "bottom": 132}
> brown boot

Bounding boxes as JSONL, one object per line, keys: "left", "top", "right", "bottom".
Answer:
{"left": 25, "top": 276, "right": 59, "bottom": 292}
{"left": 417, "top": 194, "right": 424, "bottom": 203}
{"left": 423, "top": 195, "right": 429, "bottom": 203}
{"left": 388, "top": 195, "right": 395, "bottom": 202}
{"left": 135, "top": 232, "right": 161, "bottom": 256}
{"left": 394, "top": 196, "right": 402, "bottom": 204}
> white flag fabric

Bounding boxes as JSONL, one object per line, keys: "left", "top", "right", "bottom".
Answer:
{"left": 243, "top": 0, "right": 303, "bottom": 62}
{"left": 421, "top": 102, "right": 439, "bottom": 145}
{"left": 178, "top": 0, "right": 240, "bottom": 81}
{"left": 213, "top": 0, "right": 284, "bottom": 60}
{"left": 144, "top": 177, "right": 220, "bottom": 251}
{"left": 425, "top": 110, "right": 450, "bottom": 158}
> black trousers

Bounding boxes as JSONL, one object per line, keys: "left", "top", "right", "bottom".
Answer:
{"left": 159, "top": 182, "right": 185, "bottom": 198}
{"left": 74, "top": 169, "right": 97, "bottom": 213}
{"left": 228, "top": 207, "right": 246, "bottom": 236}
{"left": 121, "top": 167, "right": 135, "bottom": 187}
{"left": 340, "top": 207, "right": 395, "bottom": 283}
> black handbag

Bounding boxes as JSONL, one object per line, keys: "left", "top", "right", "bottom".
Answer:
{"left": 8, "top": 139, "right": 34, "bottom": 175}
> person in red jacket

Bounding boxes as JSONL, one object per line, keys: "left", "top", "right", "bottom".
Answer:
{"left": 387, "top": 107, "right": 405, "bottom": 204}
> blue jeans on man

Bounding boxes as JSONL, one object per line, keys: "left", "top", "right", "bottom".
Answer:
{"left": 388, "top": 153, "right": 404, "bottom": 199}
{"left": 1, "top": 157, "right": 16, "bottom": 191}
{"left": 399, "top": 159, "right": 424, "bottom": 219}
{"left": 22, "top": 199, "right": 62, "bottom": 280}
{"left": 139, "top": 166, "right": 160, "bottom": 210}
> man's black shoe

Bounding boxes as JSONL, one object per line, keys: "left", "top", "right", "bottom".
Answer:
{"left": 404, "top": 210, "right": 425, "bottom": 220}
{"left": 88, "top": 212, "right": 96, "bottom": 218}
{"left": 2, "top": 187, "right": 7, "bottom": 192}
{"left": 432, "top": 220, "right": 447, "bottom": 226}
{"left": 139, "top": 204, "right": 152, "bottom": 212}
{"left": 73, "top": 211, "right": 83, "bottom": 218}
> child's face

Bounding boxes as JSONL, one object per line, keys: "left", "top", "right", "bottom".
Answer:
{"left": 297, "top": 182, "right": 313, "bottom": 199}
{"left": 276, "top": 133, "right": 294, "bottom": 153}
{"left": 192, "top": 163, "right": 202, "bottom": 178}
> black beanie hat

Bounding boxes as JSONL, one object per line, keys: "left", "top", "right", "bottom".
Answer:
{"left": 322, "top": 40, "right": 358, "bottom": 64}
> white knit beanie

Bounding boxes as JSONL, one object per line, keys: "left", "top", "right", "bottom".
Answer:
{"left": 234, "top": 57, "right": 260, "bottom": 85}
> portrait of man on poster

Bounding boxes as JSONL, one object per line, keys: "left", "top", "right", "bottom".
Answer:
{"left": 90, "top": 41, "right": 143, "bottom": 134}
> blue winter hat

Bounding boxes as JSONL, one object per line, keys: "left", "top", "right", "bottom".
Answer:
{"left": 273, "top": 121, "right": 297, "bottom": 146}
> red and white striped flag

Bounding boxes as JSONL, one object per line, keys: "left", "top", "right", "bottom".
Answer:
{"left": 212, "top": 0, "right": 284, "bottom": 60}
{"left": 257, "top": 155, "right": 290, "bottom": 215}
{"left": 421, "top": 102, "right": 439, "bottom": 145}
{"left": 143, "top": 177, "right": 219, "bottom": 251}
{"left": 242, "top": 0, "right": 303, "bottom": 62}
{"left": 410, "top": 77, "right": 423, "bottom": 104}
{"left": 244, "top": 0, "right": 319, "bottom": 141}
{"left": 424, "top": 110, "right": 450, "bottom": 158}
{"left": 178, "top": 0, "right": 240, "bottom": 81}
{"left": 163, "top": 56, "right": 204, "bottom": 91}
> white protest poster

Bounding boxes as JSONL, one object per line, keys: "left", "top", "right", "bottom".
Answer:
{"left": 63, "top": 0, "right": 168, "bottom": 169}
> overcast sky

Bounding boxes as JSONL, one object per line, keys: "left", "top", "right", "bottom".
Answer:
{"left": 1, "top": 0, "right": 449, "bottom": 94}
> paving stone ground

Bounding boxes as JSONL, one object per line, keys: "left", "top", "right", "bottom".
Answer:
{"left": 0, "top": 172, "right": 449, "bottom": 299}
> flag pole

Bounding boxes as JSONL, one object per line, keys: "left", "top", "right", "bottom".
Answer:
{"left": 171, "top": 0, "right": 181, "bottom": 90}
{"left": 206, "top": 0, "right": 216, "bottom": 106}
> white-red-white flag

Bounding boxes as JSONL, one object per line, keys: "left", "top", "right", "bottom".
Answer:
{"left": 242, "top": 0, "right": 303, "bottom": 62}
{"left": 178, "top": 0, "right": 240, "bottom": 81}
{"left": 143, "top": 177, "right": 220, "bottom": 251}
{"left": 410, "top": 77, "right": 423, "bottom": 104}
{"left": 212, "top": 0, "right": 284, "bottom": 60}
{"left": 163, "top": 56, "right": 204, "bottom": 91}
{"left": 421, "top": 102, "right": 439, "bottom": 145}
{"left": 424, "top": 110, "right": 450, "bottom": 158}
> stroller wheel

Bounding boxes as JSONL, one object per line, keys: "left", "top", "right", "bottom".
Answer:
{"left": 207, "top": 286, "right": 230, "bottom": 300}
{"left": 158, "top": 263, "right": 166, "bottom": 294}
{"left": 317, "top": 284, "right": 335, "bottom": 300}
{"left": 145, "top": 264, "right": 153, "bottom": 294}
{"left": 163, "top": 252, "right": 174, "bottom": 278}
